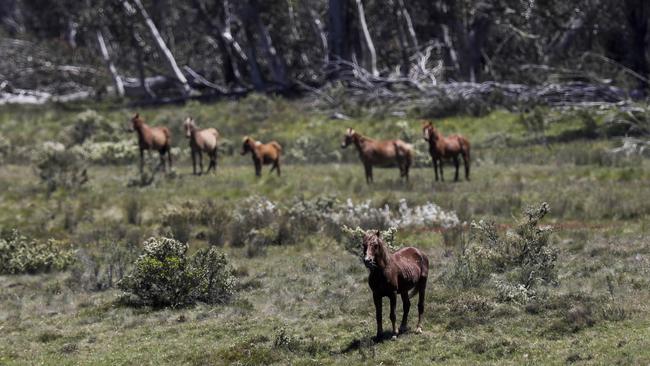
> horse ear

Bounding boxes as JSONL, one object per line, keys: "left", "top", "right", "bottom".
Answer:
{"left": 134, "top": 113, "right": 139, "bottom": 119}
{"left": 376, "top": 230, "right": 380, "bottom": 237}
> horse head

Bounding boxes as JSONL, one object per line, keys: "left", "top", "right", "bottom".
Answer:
{"left": 362, "top": 230, "right": 388, "bottom": 269}
{"left": 341, "top": 128, "right": 356, "bottom": 148}
{"left": 128, "top": 113, "right": 143, "bottom": 132}
{"left": 183, "top": 117, "right": 196, "bottom": 138}
{"left": 241, "top": 136, "right": 253, "bottom": 155}
{"left": 422, "top": 122, "right": 438, "bottom": 143}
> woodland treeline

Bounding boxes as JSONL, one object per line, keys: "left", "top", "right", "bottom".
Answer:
{"left": 0, "top": 0, "right": 648, "bottom": 103}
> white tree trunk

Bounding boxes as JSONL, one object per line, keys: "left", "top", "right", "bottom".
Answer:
{"left": 130, "top": 0, "right": 192, "bottom": 96}
{"left": 307, "top": 7, "right": 329, "bottom": 64}
{"left": 355, "top": 0, "right": 378, "bottom": 77}
{"left": 396, "top": 0, "right": 418, "bottom": 50}
{"left": 96, "top": 30, "right": 125, "bottom": 97}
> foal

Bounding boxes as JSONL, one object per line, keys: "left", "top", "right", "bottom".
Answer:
{"left": 422, "top": 122, "right": 470, "bottom": 182}
{"left": 341, "top": 128, "right": 413, "bottom": 184}
{"left": 362, "top": 231, "right": 428, "bottom": 340}
{"left": 241, "top": 136, "right": 282, "bottom": 176}
{"left": 129, "top": 113, "right": 172, "bottom": 173}
{"left": 183, "top": 117, "right": 220, "bottom": 175}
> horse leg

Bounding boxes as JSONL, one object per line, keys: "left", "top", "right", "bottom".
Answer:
{"left": 211, "top": 148, "right": 218, "bottom": 173}
{"left": 275, "top": 159, "right": 281, "bottom": 176}
{"left": 433, "top": 158, "right": 439, "bottom": 182}
{"left": 254, "top": 160, "right": 262, "bottom": 177}
{"left": 191, "top": 150, "right": 197, "bottom": 175}
{"left": 373, "top": 294, "right": 383, "bottom": 340}
{"left": 453, "top": 156, "right": 460, "bottom": 182}
{"left": 438, "top": 159, "right": 445, "bottom": 182}
{"left": 198, "top": 150, "right": 203, "bottom": 175}
{"left": 463, "top": 151, "right": 470, "bottom": 181}
{"left": 416, "top": 280, "right": 426, "bottom": 333}
{"left": 399, "top": 292, "right": 411, "bottom": 334}
{"left": 139, "top": 148, "right": 144, "bottom": 174}
{"left": 167, "top": 146, "right": 172, "bottom": 171}
{"left": 364, "top": 163, "right": 372, "bottom": 184}
{"left": 159, "top": 150, "right": 166, "bottom": 173}
{"left": 389, "top": 293, "right": 397, "bottom": 339}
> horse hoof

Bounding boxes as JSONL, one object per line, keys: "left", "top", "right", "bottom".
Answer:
{"left": 391, "top": 335, "right": 397, "bottom": 341}
{"left": 416, "top": 327, "right": 422, "bottom": 334}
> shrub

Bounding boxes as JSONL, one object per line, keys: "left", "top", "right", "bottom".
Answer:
{"left": 340, "top": 226, "right": 400, "bottom": 257}
{"left": 0, "top": 229, "right": 75, "bottom": 274}
{"left": 34, "top": 142, "right": 88, "bottom": 194}
{"left": 446, "top": 203, "right": 558, "bottom": 302}
{"left": 61, "top": 109, "right": 118, "bottom": 146}
{"left": 118, "top": 237, "right": 235, "bottom": 307}
{"left": 229, "top": 196, "right": 277, "bottom": 247}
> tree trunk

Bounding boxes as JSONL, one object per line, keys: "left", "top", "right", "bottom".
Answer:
{"left": 192, "top": 0, "right": 242, "bottom": 86}
{"left": 246, "top": 0, "right": 288, "bottom": 87}
{"left": 328, "top": 0, "right": 350, "bottom": 63}
{"left": 307, "top": 6, "right": 329, "bottom": 64}
{"left": 624, "top": 0, "right": 649, "bottom": 91}
{"left": 389, "top": 0, "right": 410, "bottom": 75}
{"left": 354, "top": 0, "right": 378, "bottom": 77}
{"left": 129, "top": 0, "right": 192, "bottom": 96}
{"left": 96, "top": 30, "right": 125, "bottom": 97}
{"left": 396, "top": 0, "right": 418, "bottom": 50}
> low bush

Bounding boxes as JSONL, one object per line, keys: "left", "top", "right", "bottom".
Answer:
{"left": 446, "top": 203, "right": 558, "bottom": 303}
{"left": 34, "top": 142, "right": 88, "bottom": 194}
{"left": 0, "top": 229, "right": 75, "bottom": 274}
{"left": 118, "top": 237, "right": 235, "bottom": 307}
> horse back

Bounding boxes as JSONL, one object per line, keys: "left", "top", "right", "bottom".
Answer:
{"left": 393, "top": 247, "right": 429, "bottom": 281}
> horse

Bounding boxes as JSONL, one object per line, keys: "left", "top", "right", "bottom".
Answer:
{"left": 128, "top": 113, "right": 172, "bottom": 173}
{"left": 183, "top": 117, "right": 220, "bottom": 175}
{"left": 241, "top": 136, "right": 282, "bottom": 177}
{"left": 362, "top": 231, "right": 429, "bottom": 341}
{"left": 341, "top": 128, "right": 413, "bottom": 184}
{"left": 422, "top": 122, "right": 470, "bottom": 182}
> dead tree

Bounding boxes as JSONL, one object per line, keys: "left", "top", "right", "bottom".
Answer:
{"left": 354, "top": 0, "right": 378, "bottom": 77}
{"left": 96, "top": 30, "right": 125, "bottom": 97}
{"left": 128, "top": 0, "right": 192, "bottom": 96}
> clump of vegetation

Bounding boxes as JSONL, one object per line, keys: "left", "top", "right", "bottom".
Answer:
{"left": 61, "top": 109, "right": 118, "bottom": 146}
{"left": 34, "top": 142, "right": 88, "bottom": 194}
{"left": 229, "top": 196, "right": 277, "bottom": 247}
{"left": 118, "top": 237, "right": 235, "bottom": 307}
{"left": 340, "top": 226, "right": 400, "bottom": 257}
{"left": 447, "top": 202, "right": 558, "bottom": 303}
{"left": 0, "top": 229, "right": 75, "bottom": 274}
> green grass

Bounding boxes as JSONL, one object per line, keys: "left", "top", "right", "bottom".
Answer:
{"left": 0, "top": 100, "right": 649, "bottom": 365}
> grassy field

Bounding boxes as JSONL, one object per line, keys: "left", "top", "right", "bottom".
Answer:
{"left": 0, "top": 98, "right": 649, "bottom": 365}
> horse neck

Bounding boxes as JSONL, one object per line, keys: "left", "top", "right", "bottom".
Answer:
{"left": 374, "top": 240, "right": 393, "bottom": 273}
{"left": 352, "top": 133, "right": 368, "bottom": 150}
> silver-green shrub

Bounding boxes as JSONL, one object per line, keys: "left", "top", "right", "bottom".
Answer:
{"left": 447, "top": 202, "right": 557, "bottom": 303}
{"left": 118, "top": 237, "right": 235, "bottom": 307}
{"left": 0, "top": 229, "right": 75, "bottom": 274}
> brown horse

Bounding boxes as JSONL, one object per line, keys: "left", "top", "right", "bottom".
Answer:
{"left": 129, "top": 113, "right": 172, "bottom": 173}
{"left": 241, "top": 136, "right": 282, "bottom": 176}
{"left": 183, "top": 117, "right": 220, "bottom": 175}
{"left": 422, "top": 122, "right": 470, "bottom": 182}
{"left": 362, "top": 231, "right": 428, "bottom": 340}
{"left": 341, "top": 128, "right": 413, "bottom": 184}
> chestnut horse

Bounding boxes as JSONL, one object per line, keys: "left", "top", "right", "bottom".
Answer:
{"left": 422, "top": 122, "right": 470, "bottom": 182}
{"left": 129, "top": 113, "right": 172, "bottom": 173}
{"left": 183, "top": 117, "right": 220, "bottom": 175}
{"left": 362, "top": 231, "right": 428, "bottom": 340}
{"left": 241, "top": 136, "right": 282, "bottom": 176}
{"left": 341, "top": 128, "right": 413, "bottom": 184}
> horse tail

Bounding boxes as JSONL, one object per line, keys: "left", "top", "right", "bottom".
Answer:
{"left": 270, "top": 141, "right": 282, "bottom": 153}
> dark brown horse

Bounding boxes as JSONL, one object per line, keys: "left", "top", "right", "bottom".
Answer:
{"left": 362, "top": 231, "right": 428, "bottom": 340}
{"left": 241, "top": 136, "right": 282, "bottom": 176}
{"left": 422, "top": 122, "right": 470, "bottom": 182}
{"left": 341, "top": 128, "right": 413, "bottom": 184}
{"left": 183, "top": 117, "right": 219, "bottom": 175}
{"left": 129, "top": 113, "right": 172, "bottom": 173}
